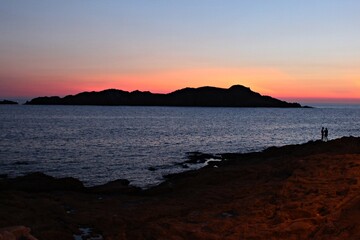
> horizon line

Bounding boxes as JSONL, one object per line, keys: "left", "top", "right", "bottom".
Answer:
{"left": 3, "top": 90, "right": 360, "bottom": 105}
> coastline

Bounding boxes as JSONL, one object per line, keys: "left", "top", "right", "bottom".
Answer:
{"left": 1, "top": 136, "right": 360, "bottom": 239}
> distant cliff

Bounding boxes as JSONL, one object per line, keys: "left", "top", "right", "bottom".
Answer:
{"left": 0, "top": 100, "right": 18, "bottom": 105}
{"left": 25, "top": 85, "right": 302, "bottom": 108}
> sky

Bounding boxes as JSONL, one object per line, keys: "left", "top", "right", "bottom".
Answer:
{"left": 0, "top": 0, "right": 359, "bottom": 103}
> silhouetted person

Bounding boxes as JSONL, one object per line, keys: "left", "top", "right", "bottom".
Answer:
{"left": 324, "top": 128, "right": 328, "bottom": 142}
{"left": 321, "top": 127, "right": 324, "bottom": 141}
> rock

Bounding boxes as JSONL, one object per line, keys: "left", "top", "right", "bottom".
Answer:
{"left": 0, "top": 172, "right": 84, "bottom": 192}
{"left": 148, "top": 167, "right": 157, "bottom": 171}
{"left": 286, "top": 221, "right": 313, "bottom": 232}
{"left": 0, "top": 226, "right": 38, "bottom": 240}
{"left": 0, "top": 100, "right": 18, "bottom": 105}
{"left": 336, "top": 188, "right": 349, "bottom": 196}
{"left": 89, "top": 179, "right": 140, "bottom": 194}
{"left": 0, "top": 174, "right": 7, "bottom": 179}
{"left": 184, "top": 152, "right": 221, "bottom": 164}
{"left": 1, "top": 137, "right": 360, "bottom": 239}
{"left": 318, "top": 206, "right": 330, "bottom": 216}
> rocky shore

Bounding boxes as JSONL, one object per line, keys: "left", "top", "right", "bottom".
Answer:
{"left": 1, "top": 137, "right": 360, "bottom": 239}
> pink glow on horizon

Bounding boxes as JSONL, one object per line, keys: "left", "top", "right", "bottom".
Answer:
{"left": 1, "top": 68, "right": 359, "bottom": 103}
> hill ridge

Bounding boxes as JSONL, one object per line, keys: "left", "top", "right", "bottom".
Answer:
{"left": 25, "top": 85, "right": 302, "bottom": 108}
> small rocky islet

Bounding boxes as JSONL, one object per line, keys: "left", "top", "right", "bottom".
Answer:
{"left": 0, "top": 100, "right": 18, "bottom": 105}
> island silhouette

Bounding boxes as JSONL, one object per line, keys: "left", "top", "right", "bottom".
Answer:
{"left": 0, "top": 100, "right": 18, "bottom": 105}
{"left": 26, "top": 85, "right": 302, "bottom": 107}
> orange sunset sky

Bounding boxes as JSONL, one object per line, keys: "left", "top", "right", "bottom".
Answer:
{"left": 0, "top": 1, "right": 359, "bottom": 103}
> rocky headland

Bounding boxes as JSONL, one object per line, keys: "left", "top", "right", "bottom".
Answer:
{"left": 1, "top": 137, "right": 360, "bottom": 239}
{"left": 25, "top": 85, "right": 302, "bottom": 108}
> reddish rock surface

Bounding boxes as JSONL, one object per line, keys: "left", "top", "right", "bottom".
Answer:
{"left": 0, "top": 226, "right": 37, "bottom": 240}
{"left": 0, "top": 137, "right": 359, "bottom": 239}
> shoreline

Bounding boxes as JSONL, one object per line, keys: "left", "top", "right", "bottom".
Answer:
{"left": 3, "top": 136, "right": 357, "bottom": 190}
{"left": 1, "top": 136, "right": 360, "bottom": 239}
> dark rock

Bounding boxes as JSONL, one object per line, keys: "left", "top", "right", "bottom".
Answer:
{"left": 89, "top": 179, "right": 140, "bottom": 194}
{"left": 348, "top": 178, "right": 358, "bottom": 185}
{"left": 218, "top": 210, "right": 239, "bottom": 218}
{"left": 0, "top": 174, "right": 8, "bottom": 179}
{"left": 148, "top": 167, "right": 157, "bottom": 171}
{"left": 0, "top": 172, "right": 140, "bottom": 195}
{"left": 317, "top": 206, "right": 330, "bottom": 216}
{"left": 0, "top": 100, "right": 18, "bottom": 104}
{"left": 13, "top": 161, "right": 31, "bottom": 165}
{"left": 0, "top": 172, "right": 84, "bottom": 192}
{"left": 181, "top": 164, "right": 189, "bottom": 169}
{"left": 25, "top": 85, "right": 303, "bottom": 108}
{"left": 185, "top": 152, "right": 221, "bottom": 164}
{"left": 25, "top": 96, "right": 61, "bottom": 105}
{"left": 336, "top": 188, "right": 349, "bottom": 196}
{"left": 272, "top": 169, "right": 293, "bottom": 180}
{"left": 0, "top": 226, "right": 38, "bottom": 240}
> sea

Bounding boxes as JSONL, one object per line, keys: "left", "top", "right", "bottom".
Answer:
{"left": 0, "top": 104, "right": 359, "bottom": 188}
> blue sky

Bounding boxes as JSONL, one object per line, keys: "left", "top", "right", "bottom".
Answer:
{"left": 0, "top": 1, "right": 359, "bottom": 101}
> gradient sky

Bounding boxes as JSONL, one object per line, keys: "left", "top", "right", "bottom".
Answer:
{"left": 0, "top": 1, "right": 359, "bottom": 103}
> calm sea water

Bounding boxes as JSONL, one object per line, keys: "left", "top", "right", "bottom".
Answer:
{"left": 0, "top": 105, "right": 359, "bottom": 187}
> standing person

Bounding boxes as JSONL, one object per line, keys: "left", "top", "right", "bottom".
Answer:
{"left": 321, "top": 127, "right": 325, "bottom": 141}
{"left": 324, "top": 128, "right": 328, "bottom": 142}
